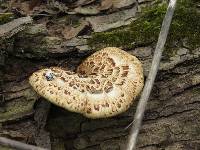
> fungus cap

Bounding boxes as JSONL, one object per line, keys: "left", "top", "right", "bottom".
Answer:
{"left": 29, "top": 47, "right": 144, "bottom": 118}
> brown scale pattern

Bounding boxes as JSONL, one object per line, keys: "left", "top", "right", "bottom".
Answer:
{"left": 29, "top": 47, "right": 144, "bottom": 118}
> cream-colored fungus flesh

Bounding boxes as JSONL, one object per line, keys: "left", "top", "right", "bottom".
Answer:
{"left": 29, "top": 47, "right": 144, "bottom": 118}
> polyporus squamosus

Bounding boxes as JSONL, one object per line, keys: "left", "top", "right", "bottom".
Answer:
{"left": 29, "top": 47, "right": 144, "bottom": 118}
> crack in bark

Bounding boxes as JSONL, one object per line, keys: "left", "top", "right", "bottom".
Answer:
{"left": 144, "top": 108, "right": 198, "bottom": 122}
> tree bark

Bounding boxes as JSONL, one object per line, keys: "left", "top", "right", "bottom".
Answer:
{"left": 0, "top": 0, "right": 200, "bottom": 150}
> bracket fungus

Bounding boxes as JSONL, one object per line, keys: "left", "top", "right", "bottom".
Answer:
{"left": 29, "top": 47, "right": 144, "bottom": 118}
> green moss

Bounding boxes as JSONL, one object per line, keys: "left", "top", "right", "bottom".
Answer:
{"left": 191, "top": 87, "right": 200, "bottom": 94}
{"left": 0, "top": 89, "right": 37, "bottom": 123}
{"left": 0, "top": 146, "right": 14, "bottom": 150}
{"left": 0, "top": 13, "right": 15, "bottom": 25}
{"left": 0, "top": 98, "right": 35, "bottom": 123}
{"left": 88, "top": 0, "right": 200, "bottom": 50}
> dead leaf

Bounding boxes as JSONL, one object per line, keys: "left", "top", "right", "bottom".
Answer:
{"left": 86, "top": 7, "right": 137, "bottom": 32}
{"left": 74, "top": 6, "right": 100, "bottom": 15}
{"left": 20, "top": 2, "right": 31, "bottom": 14}
{"left": 10, "top": 0, "right": 32, "bottom": 15}
{"left": 31, "top": 5, "right": 57, "bottom": 17}
{"left": 99, "top": 0, "right": 113, "bottom": 11}
{"left": 74, "top": 0, "right": 96, "bottom": 7}
{"left": 112, "top": 0, "right": 136, "bottom": 9}
{"left": 62, "top": 21, "right": 89, "bottom": 40}
{"left": 99, "top": 0, "right": 136, "bottom": 11}
{"left": 29, "top": 0, "right": 41, "bottom": 10}
{"left": 9, "top": 0, "right": 46, "bottom": 15}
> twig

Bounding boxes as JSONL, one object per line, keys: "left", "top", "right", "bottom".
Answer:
{"left": 124, "top": 120, "right": 135, "bottom": 131}
{"left": 0, "top": 137, "right": 48, "bottom": 150}
{"left": 126, "top": 0, "right": 177, "bottom": 150}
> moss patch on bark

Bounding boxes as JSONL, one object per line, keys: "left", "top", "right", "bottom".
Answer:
{"left": 88, "top": 0, "right": 200, "bottom": 51}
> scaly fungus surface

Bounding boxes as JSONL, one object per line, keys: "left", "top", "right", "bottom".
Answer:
{"left": 29, "top": 47, "right": 144, "bottom": 118}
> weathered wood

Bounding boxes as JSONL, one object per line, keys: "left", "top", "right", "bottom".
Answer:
{"left": 0, "top": 0, "right": 200, "bottom": 150}
{"left": 0, "top": 16, "right": 32, "bottom": 40}
{"left": 0, "top": 137, "right": 47, "bottom": 150}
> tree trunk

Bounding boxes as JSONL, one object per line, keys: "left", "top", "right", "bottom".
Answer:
{"left": 0, "top": 0, "right": 200, "bottom": 150}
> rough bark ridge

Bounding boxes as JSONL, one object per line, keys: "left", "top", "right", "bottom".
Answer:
{"left": 0, "top": 0, "right": 200, "bottom": 149}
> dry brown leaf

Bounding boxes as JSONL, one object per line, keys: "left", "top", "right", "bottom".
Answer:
{"left": 86, "top": 7, "right": 137, "bottom": 32}
{"left": 29, "top": 0, "right": 41, "bottom": 10}
{"left": 112, "top": 0, "right": 136, "bottom": 9}
{"left": 10, "top": 0, "right": 44, "bottom": 15}
{"left": 20, "top": 2, "right": 31, "bottom": 14}
{"left": 99, "top": 0, "right": 113, "bottom": 11}
{"left": 62, "top": 21, "right": 89, "bottom": 40}
{"left": 74, "top": 0, "right": 96, "bottom": 7}
{"left": 74, "top": 6, "right": 100, "bottom": 15}
{"left": 10, "top": 1, "right": 32, "bottom": 15}
{"left": 99, "top": 0, "right": 136, "bottom": 11}
{"left": 9, "top": 0, "right": 21, "bottom": 10}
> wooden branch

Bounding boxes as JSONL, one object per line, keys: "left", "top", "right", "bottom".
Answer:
{"left": 126, "top": 0, "right": 177, "bottom": 149}
{"left": 0, "top": 137, "right": 48, "bottom": 150}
